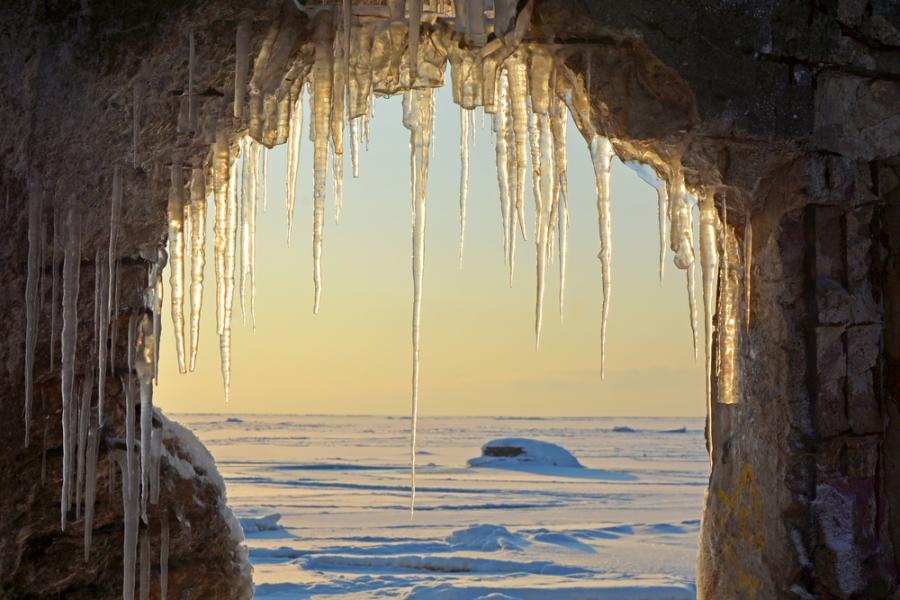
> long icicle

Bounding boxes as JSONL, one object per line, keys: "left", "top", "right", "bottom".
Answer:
{"left": 698, "top": 191, "right": 719, "bottom": 459}
{"left": 312, "top": 18, "right": 333, "bottom": 314}
{"left": 285, "top": 92, "right": 303, "bottom": 244}
{"left": 24, "top": 183, "right": 43, "bottom": 444}
{"left": 590, "top": 135, "right": 614, "bottom": 379}
{"left": 136, "top": 312, "right": 155, "bottom": 523}
{"left": 350, "top": 117, "right": 361, "bottom": 178}
{"left": 549, "top": 97, "right": 569, "bottom": 318}
{"left": 493, "top": 71, "right": 511, "bottom": 267}
{"left": 459, "top": 107, "right": 469, "bottom": 267}
{"left": 60, "top": 204, "right": 82, "bottom": 530}
{"left": 403, "top": 88, "right": 434, "bottom": 516}
{"left": 50, "top": 207, "right": 61, "bottom": 369}
{"left": 83, "top": 409, "right": 100, "bottom": 561}
{"left": 249, "top": 140, "right": 260, "bottom": 328}
{"left": 213, "top": 136, "right": 230, "bottom": 337}
{"left": 75, "top": 370, "right": 93, "bottom": 520}
{"left": 507, "top": 51, "right": 528, "bottom": 241}
{"left": 168, "top": 163, "right": 187, "bottom": 373}
{"left": 221, "top": 143, "right": 239, "bottom": 401}
{"left": 534, "top": 111, "right": 553, "bottom": 346}
{"left": 189, "top": 166, "right": 207, "bottom": 370}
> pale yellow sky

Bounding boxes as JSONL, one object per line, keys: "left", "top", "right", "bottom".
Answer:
{"left": 156, "top": 86, "right": 704, "bottom": 417}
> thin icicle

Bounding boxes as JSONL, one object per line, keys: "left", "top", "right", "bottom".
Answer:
{"left": 698, "top": 192, "right": 719, "bottom": 458}
{"left": 168, "top": 163, "right": 187, "bottom": 374}
{"left": 234, "top": 21, "right": 250, "bottom": 119}
{"left": 350, "top": 117, "right": 361, "bottom": 178}
{"left": 122, "top": 373, "right": 140, "bottom": 600}
{"left": 506, "top": 51, "right": 528, "bottom": 241}
{"left": 493, "top": 72, "right": 511, "bottom": 267}
{"left": 75, "top": 371, "right": 93, "bottom": 520}
{"left": 262, "top": 147, "right": 269, "bottom": 212}
{"left": 534, "top": 112, "right": 553, "bottom": 346}
{"left": 213, "top": 136, "right": 230, "bottom": 337}
{"left": 25, "top": 183, "right": 43, "bottom": 444}
{"left": 60, "top": 205, "right": 82, "bottom": 530}
{"left": 50, "top": 207, "right": 61, "bottom": 368}
{"left": 744, "top": 213, "right": 752, "bottom": 329}
{"left": 139, "top": 529, "right": 151, "bottom": 600}
{"left": 590, "top": 136, "right": 614, "bottom": 379}
{"left": 160, "top": 514, "right": 170, "bottom": 600}
{"left": 83, "top": 410, "right": 100, "bottom": 561}
{"left": 133, "top": 81, "right": 144, "bottom": 168}
{"left": 111, "top": 260, "right": 121, "bottom": 376}
{"left": 312, "top": 20, "right": 334, "bottom": 314}
{"left": 150, "top": 426, "right": 162, "bottom": 504}
{"left": 549, "top": 98, "right": 569, "bottom": 317}
{"left": 189, "top": 167, "right": 207, "bottom": 370}
{"left": 221, "top": 145, "right": 239, "bottom": 401}
{"left": 402, "top": 88, "right": 434, "bottom": 516}
{"left": 624, "top": 160, "right": 668, "bottom": 282}
{"left": 285, "top": 93, "right": 303, "bottom": 244}
{"left": 459, "top": 107, "right": 469, "bottom": 267}
{"left": 136, "top": 313, "right": 155, "bottom": 523}
{"left": 241, "top": 139, "right": 260, "bottom": 329}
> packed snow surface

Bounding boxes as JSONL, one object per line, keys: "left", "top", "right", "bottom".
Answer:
{"left": 174, "top": 414, "right": 706, "bottom": 598}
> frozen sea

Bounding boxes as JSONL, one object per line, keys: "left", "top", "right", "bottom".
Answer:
{"left": 175, "top": 414, "right": 708, "bottom": 599}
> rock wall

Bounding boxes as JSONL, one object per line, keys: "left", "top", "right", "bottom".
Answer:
{"left": 0, "top": 0, "right": 897, "bottom": 598}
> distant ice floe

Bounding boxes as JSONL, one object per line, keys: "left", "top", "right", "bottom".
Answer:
{"left": 240, "top": 512, "right": 282, "bottom": 532}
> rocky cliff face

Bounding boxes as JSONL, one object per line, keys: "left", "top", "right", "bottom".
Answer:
{"left": 0, "top": 0, "right": 898, "bottom": 598}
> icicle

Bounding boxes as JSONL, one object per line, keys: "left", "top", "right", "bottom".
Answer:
{"left": 744, "top": 213, "right": 752, "bottom": 329}
{"left": 75, "top": 371, "right": 93, "bottom": 520}
{"left": 459, "top": 107, "right": 469, "bottom": 267}
{"left": 590, "top": 136, "right": 614, "bottom": 379}
{"left": 408, "top": 0, "right": 422, "bottom": 81}
{"left": 234, "top": 21, "right": 250, "bottom": 119}
{"left": 213, "top": 136, "right": 230, "bottom": 337}
{"left": 188, "top": 30, "right": 196, "bottom": 131}
{"left": 168, "top": 163, "right": 187, "bottom": 374}
{"left": 687, "top": 259, "right": 698, "bottom": 360}
{"left": 285, "top": 92, "right": 303, "bottom": 244}
{"left": 135, "top": 312, "right": 155, "bottom": 523}
{"left": 332, "top": 32, "right": 346, "bottom": 225}
{"left": 133, "top": 81, "right": 144, "bottom": 168}
{"left": 83, "top": 411, "right": 100, "bottom": 561}
{"left": 312, "top": 19, "right": 334, "bottom": 314}
{"left": 241, "top": 138, "right": 260, "bottom": 328}
{"left": 624, "top": 160, "right": 668, "bottom": 283}
{"left": 402, "top": 88, "right": 435, "bottom": 516}
{"left": 262, "top": 148, "right": 269, "bottom": 212}
{"left": 111, "top": 260, "right": 122, "bottom": 375}
{"left": 549, "top": 98, "right": 569, "bottom": 317}
{"left": 220, "top": 145, "right": 239, "bottom": 401}
{"left": 189, "top": 167, "right": 207, "bottom": 370}
{"left": 99, "top": 170, "right": 121, "bottom": 422}
{"left": 50, "top": 207, "right": 61, "bottom": 369}
{"left": 350, "top": 117, "right": 361, "bottom": 178}
{"left": 534, "top": 112, "right": 553, "bottom": 346}
{"left": 698, "top": 192, "right": 719, "bottom": 457}
{"left": 506, "top": 51, "right": 528, "bottom": 241}
{"left": 24, "top": 183, "right": 43, "bottom": 444}
{"left": 160, "top": 514, "right": 170, "bottom": 600}
{"left": 150, "top": 426, "right": 162, "bottom": 504}
{"left": 667, "top": 172, "right": 695, "bottom": 271}
{"left": 493, "top": 72, "right": 512, "bottom": 268}
{"left": 139, "top": 529, "right": 150, "bottom": 600}
{"left": 527, "top": 106, "right": 542, "bottom": 241}
{"left": 60, "top": 205, "right": 82, "bottom": 530}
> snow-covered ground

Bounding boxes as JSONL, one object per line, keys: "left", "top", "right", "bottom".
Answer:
{"left": 175, "top": 414, "right": 708, "bottom": 599}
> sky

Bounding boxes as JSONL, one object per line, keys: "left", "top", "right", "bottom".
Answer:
{"left": 155, "top": 84, "right": 704, "bottom": 417}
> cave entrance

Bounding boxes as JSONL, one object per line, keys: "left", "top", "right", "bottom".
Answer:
{"left": 154, "top": 65, "right": 709, "bottom": 596}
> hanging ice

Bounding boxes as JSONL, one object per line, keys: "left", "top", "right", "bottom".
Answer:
{"left": 189, "top": 167, "right": 207, "bottom": 370}
{"left": 744, "top": 214, "right": 752, "bottom": 329}
{"left": 332, "top": 31, "right": 346, "bottom": 225}
{"left": 350, "top": 116, "right": 361, "bottom": 177}
{"left": 402, "top": 87, "right": 434, "bottom": 516}
{"left": 492, "top": 71, "right": 512, "bottom": 267}
{"left": 506, "top": 51, "right": 528, "bottom": 242}
{"left": 549, "top": 97, "right": 569, "bottom": 317}
{"left": 624, "top": 160, "right": 668, "bottom": 282}
{"left": 241, "top": 138, "right": 260, "bottom": 328}
{"left": 221, "top": 145, "right": 239, "bottom": 400}
{"left": 135, "top": 310, "right": 156, "bottom": 523}
{"left": 213, "top": 136, "right": 230, "bottom": 337}
{"left": 285, "top": 92, "right": 303, "bottom": 243}
{"left": 50, "top": 207, "right": 61, "bottom": 369}
{"left": 168, "top": 163, "right": 187, "bottom": 373}
{"left": 60, "top": 204, "right": 82, "bottom": 530}
{"left": 24, "top": 183, "right": 43, "bottom": 444}
{"left": 83, "top": 409, "right": 100, "bottom": 561}
{"left": 312, "top": 19, "right": 334, "bottom": 314}
{"left": 75, "top": 370, "right": 93, "bottom": 520}
{"left": 698, "top": 191, "right": 719, "bottom": 454}
{"left": 590, "top": 135, "right": 614, "bottom": 379}
{"left": 458, "top": 107, "right": 469, "bottom": 267}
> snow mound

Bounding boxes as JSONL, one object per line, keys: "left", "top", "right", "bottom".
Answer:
{"left": 241, "top": 513, "right": 283, "bottom": 532}
{"left": 446, "top": 524, "right": 529, "bottom": 552}
{"left": 467, "top": 439, "right": 583, "bottom": 469}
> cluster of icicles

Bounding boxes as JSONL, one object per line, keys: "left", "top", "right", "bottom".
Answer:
{"left": 21, "top": 0, "right": 750, "bottom": 596}
{"left": 23, "top": 170, "right": 170, "bottom": 600}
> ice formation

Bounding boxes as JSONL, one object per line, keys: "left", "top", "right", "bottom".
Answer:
{"left": 21, "top": 8, "right": 758, "bottom": 592}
